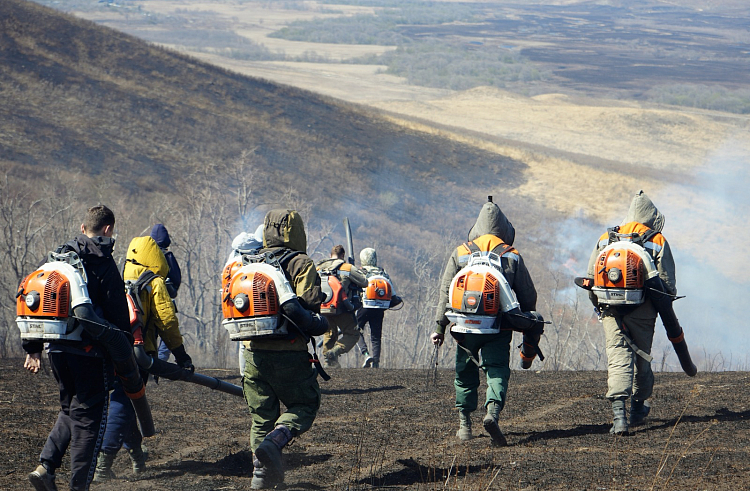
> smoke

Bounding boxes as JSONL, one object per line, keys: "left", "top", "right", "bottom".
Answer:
{"left": 658, "top": 134, "right": 750, "bottom": 366}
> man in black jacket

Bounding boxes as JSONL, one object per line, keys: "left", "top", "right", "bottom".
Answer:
{"left": 24, "top": 205, "right": 130, "bottom": 491}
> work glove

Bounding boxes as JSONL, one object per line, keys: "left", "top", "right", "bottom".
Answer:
{"left": 171, "top": 344, "right": 194, "bottom": 374}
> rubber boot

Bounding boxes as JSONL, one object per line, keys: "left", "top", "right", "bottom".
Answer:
{"left": 324, "top": 348, "right": 341, "bottom": 368}
{"left": 610, "top": 399, "right": 629, "bottom": 435}
{"left": 28, "top": 463, "right": 58, "bottom": 491}
{"left": 93, "top": 452, "right": 117, "bottom": 482}
{"left": 630, "top": 399, "right": 651, "bottom": 427}
{"left": 254, "top": 424, "right": 293, "bottom": 487}
{"left": 456, "top": 410, "right": 473, "bottom": 442}
{"left": 483, "top": 402, "right": 508, "bottom": 446}
{"left": 128, "top": 444, "right": 148, "bottom": 474}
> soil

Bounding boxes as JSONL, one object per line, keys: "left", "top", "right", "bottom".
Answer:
{"left": 2, "top": 357, "right": 748, "bottom": 490}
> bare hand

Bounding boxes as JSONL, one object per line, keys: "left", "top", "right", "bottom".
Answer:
{"left": 24, "top": 353, "right": 41, "bottom": 373}
{"left": 430, "top": 332, "right": 444, "bottom": 347}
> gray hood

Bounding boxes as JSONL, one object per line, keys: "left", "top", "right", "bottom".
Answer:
{"left": 622, "top": 190, "right": 665, "bottom": 232}
{"left": 468, "top": 201, "right": 515, "bottom": 245}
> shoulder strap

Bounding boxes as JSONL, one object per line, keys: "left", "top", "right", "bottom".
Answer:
{"left": 464, "top": 241, "right": 480, "bottom": 254}
{"left": 127, "top": 270, "right": 159, "bottom": 316}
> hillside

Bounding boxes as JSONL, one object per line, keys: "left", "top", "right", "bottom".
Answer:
{"left": 2, "top": 358, "right": 749, "bottom": 490}
{"left": 0, "top": 0, "right": 560, "bottom": 363}
{"left": 2, "top": 0, "right": 749, "bottom": 368}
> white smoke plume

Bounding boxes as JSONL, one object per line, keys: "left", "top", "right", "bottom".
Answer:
{"left": 659, "top": 134, "right": 750, "bottom": 368}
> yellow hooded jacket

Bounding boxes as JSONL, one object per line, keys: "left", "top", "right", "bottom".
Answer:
{"left": 124, "top": 236, "right": 184, "bottom": 353}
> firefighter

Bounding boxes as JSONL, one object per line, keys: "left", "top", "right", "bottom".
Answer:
{"left": 150, "top": 223, "right": 182, "bottom": 363}
{"left": 24, "top": 205, "right": 131, "bottom": 491}
{"left": 431, "top": 199, "right": 539, "bottom": 445}
{"left": 317, "top": 245, "right": 369, "bottom": 368}
{"left": 95, "top": 235, "right": 193, "bottom": 481}
{"left": 243, "top": 209, "right": 327, "bottom": 489}
{"left": 355, "top": 247, "right": 399, "bottom": 368}
{"left": 585, "top": 190, "right": 677, "bottom": 435}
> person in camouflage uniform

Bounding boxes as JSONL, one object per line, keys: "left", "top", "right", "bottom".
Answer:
{"left": 243, "top": 209, "right": 328, "bottom": 489}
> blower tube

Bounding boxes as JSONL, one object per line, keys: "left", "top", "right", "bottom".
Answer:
{"left": 133, "top": 346, "right": 244, "bottom": 398}
{"left": 644, "top": 277, "right": 697, "bottom": 376}
{"left": 503, "top": 308, "right": 546, "bottom": 367}
{"left": 280, "top": 298, "right": 329, "bottom": 337}
{"left": 72, "top": 304, "right": 155, "bottom": 436}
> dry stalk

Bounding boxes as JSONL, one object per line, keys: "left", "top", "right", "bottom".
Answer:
{"left": 662, "top": 419, "right": 717, "bottom": 488}
{"left": 649, "top": 384, "right": 703, "bottom": 490}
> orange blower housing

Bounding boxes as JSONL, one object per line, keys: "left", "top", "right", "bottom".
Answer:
{"left": 592, "top": 246, "right": 646, "bottom": 306}
{"left": 221, "top": 260, "right": 294, "bottom": 340}
{"left": 319, "top": 273, "right": 348, "bottom": 315}
{"left": 16, "top": 262, "right": 85, "bottom": 341}
{"left": 450, "top": 269, "right": 502, "bottom": 317}
{"left": 363, "top": 275, "right": 393, "bottom": 309}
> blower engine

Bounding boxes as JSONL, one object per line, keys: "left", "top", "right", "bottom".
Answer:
{"left": 222, "top": 252, "right": 327, "bottom": 340}
{"left": 591, "top": 241, "right": 659, "bottom": 307}
{"left": 16, "top": 251, "right": 156, "bottom": 435}
{"left": 16, "top": 253, "right": 88, "bottom": 341}
{"left": 445, "top": 251, "right": 521, "bottom": 333}
{"left": 363, "top": 275, "right": 393, "bottom": 309}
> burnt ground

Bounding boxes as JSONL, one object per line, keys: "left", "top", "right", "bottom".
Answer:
{"left": 1, "top": 357, "right": 748, "bottom": 491}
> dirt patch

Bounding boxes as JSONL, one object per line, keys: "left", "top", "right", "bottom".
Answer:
{"left": 2, "top": 357, "right": 748, "bottom": 490}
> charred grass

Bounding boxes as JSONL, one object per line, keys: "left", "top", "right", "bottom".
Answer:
{"left": 2, "top": 358, "right": 749, "bottom": 490}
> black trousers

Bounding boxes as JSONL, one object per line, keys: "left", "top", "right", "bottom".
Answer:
{"left": 356, "top": 308, "right": 385, "bottom": 363}
{"left": 41, "top": 352, "right": 109, "bottom": 491}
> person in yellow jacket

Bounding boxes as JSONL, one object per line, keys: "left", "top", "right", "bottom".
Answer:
{"left": 95, "top": 236, "right": 193, "bottom": 481}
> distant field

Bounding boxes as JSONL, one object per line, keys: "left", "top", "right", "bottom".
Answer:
{"left": 45, "top": 0, "right": 750, "bottom": 226}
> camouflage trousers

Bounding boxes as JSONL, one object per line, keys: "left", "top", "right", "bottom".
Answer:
{"left": 322, "top": 312, "right": 360, "bottom": 356}
{"left": 242, "top": 349, "right": 321, "bottom": 451}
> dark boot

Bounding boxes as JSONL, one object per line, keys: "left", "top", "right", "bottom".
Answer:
{"left": 254, "top": 424, "right": 293, "bottom": 487}
{"left": 93, "top": 452, "right": 117, "bottom": 482}
{"left": 610, "top": 399, "right": 629, "bottom": 435}
{"left": 324, "top": 348, "right": 341, "bottom": 368}
{"left": 128, "top": 444, "right": 148, "bottom": 474}
{"left": 630, "top": 399, "right": 651, "bottom": 427}
{"left": 28, "top": 464, "right": 58, "bottom": 491}
{"left": 250, "top": 458, "right": 268, "bottom": 490}
{"left": 483, "top": 402, "right": 508, "bottom": 446}
{"left": 456, "top": 410, "right": 473, "bottom": 442}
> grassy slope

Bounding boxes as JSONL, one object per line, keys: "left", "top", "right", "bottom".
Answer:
{"left": 0, "top": 0, "right": 558, "bottom": 278}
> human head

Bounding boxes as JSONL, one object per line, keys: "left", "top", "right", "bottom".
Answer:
{"left": 331, "top": 245, "right": 345, "bottom": 259}
{"left": 81, "top": 205, "right": 115, "bottom": 238}
{"left": 262, "top": 209, "right": 307, "bottom": 252}
{"left": 232, "top": 231, "right": 262, "bottom": 254}
{"left": 360, "top": 247, "right": 377, "bottom": 267}
{"left": 468, "top": 199, "right": 515, "bottom": 245}
{"left": 150, "top": 223, "right": 172, "bottom": 249}
{"left": 622, "top": 190, "right": 665, "bottom": 233}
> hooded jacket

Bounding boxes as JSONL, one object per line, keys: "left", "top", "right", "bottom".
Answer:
{"left": 150, "top": 224, "right": 181, "bottom": 295}
{"left": 123, "top": 236, "right": 183, "bottom": 353}
{"left": 359, "top": 247, "right": 394, "bottom": 285}
{"left": 246, "top": 209, "right": 323, "bottom": 351}
{"left": 586, "top": 190, "right": 676, "bottom": 297}
{"left": 434, "top": 202, "right": 538, "bottom": 333}
{"left": 22, "top": 234, "right": 130, "bottom": 356}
